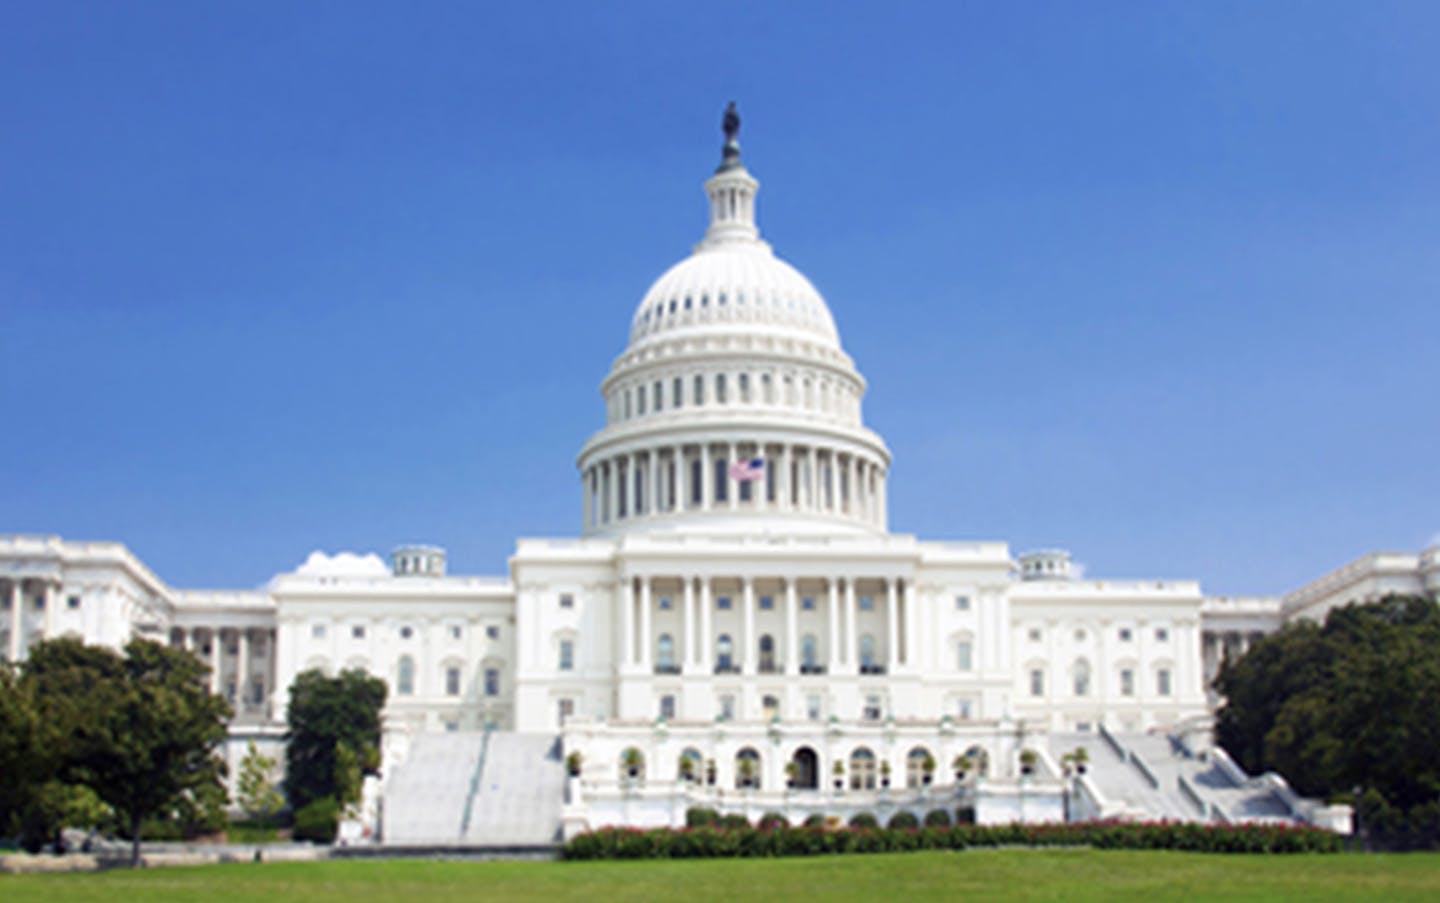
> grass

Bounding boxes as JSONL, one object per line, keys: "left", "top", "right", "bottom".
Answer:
{"left": 2, "top": 849, "right": 1439, "bottom": 902}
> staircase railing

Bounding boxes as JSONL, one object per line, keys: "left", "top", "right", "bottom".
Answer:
{"left": 458, "top": 725, "right": 495, "bottom": 839}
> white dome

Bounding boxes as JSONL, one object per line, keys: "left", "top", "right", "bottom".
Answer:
{"left": 628, "top": 243, "right": 841, "bottom": 348}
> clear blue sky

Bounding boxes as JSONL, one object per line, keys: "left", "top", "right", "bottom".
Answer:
{"left": 2, "top": 2, "right": 1436, "bottom": 594}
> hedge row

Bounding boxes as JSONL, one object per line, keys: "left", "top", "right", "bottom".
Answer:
{"left": 562, "top": 820, "right": 1343, "bottom": 860}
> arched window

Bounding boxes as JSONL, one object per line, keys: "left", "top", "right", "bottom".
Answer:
{"left": 715, "top": 373, "right": 728, "bottom": 404}
{"left": 849, "top": 747, "right": 877, "bottom": 790}
{"left": 620, "top": 747, "right": 645, "bottom": 783}
{"left": 677, "top": 747, "right": 703, "bottom": 783}
{"left": 694, "top": 374, "right": 705, "bottom": 405}
{"left": 559, "top": 638, "right": 575, "bottom": 671}
{"left": 736, "top": 747, "right": 761, "bottom": 790}
{"left": 758, "top": 634, "right": 775, "bottom": 673}
{"left": 790, "top": 747, "right": 819, "bottom": 790}
{"left": 906, "top": 746, "right": 933, "bottom": 788}
{"left": 396, "top": 655, "right": 415, "bottom": 696}
{"left": 957, "top": 638, "right": 973, "bottom": 671}
{"left": 1073, "top": 659, "right": 1091, "bottom": 697}
{"left": 716, "top": 633, "right": 734, "bottom": 672}
{"left": 657, "top": 634, "right": 675, "bottom": 670}
{"left": 801, "top": 634, "right": 818, "bottom": 672}
{"left": 859, "top": 634, "right": 877, "bottom": 672}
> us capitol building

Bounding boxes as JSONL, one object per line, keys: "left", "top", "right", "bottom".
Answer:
{"left": 2, "top": 108, "right": 1431, "bottom": 841}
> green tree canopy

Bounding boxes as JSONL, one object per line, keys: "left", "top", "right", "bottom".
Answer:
{"left": 284, "top": 668, "right": 387, "bottom": 810}
{"left": 15, "top": 636, "right": 232, "bottom": 863}
{"left": 1215, "top": 594, "right": 1440, "bottom": 848}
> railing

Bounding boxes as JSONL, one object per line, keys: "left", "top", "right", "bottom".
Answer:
{"left": 458, "top": 725, "right": 494, "bottom": 839}
{"left": 800, "top": 664, "right": 827, "bottom": 675}
{"left": 713, "top": 664, "right": 740, "bottom": 675}
{"left": 1097, "top": 723, "right": 1125, "bottom": 759}
{"left": 653, "top": 664, "right": 682, "bottom": 675}
{"left": 1176, "top": 774, "right": 1208, "bottom": 817}
{"left": 859, "top": 664, "right": 888, "bottom": 676}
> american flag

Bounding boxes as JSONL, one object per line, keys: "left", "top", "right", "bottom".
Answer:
{"left": 729, "top": 457, "right": 765, "bottom": 482}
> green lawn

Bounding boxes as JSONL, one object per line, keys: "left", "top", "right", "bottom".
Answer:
{"left": 3, "top": 850, "right": 1439, "bottom": 902}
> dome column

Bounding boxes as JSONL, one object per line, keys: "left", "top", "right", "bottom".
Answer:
{"left": 727, "top": 442, "right": 738, "bottom": 510}
{"left": 700, "top": 445, "right": 713, "bottom": 511}
{"left": 648, "top": 450, "right": 661, "bottom": 519}
{"left": 675, "top": 445, "right": 688, "bottom": 513}
{"left": 777, "top": 444, "right": 791, "bottom": 511}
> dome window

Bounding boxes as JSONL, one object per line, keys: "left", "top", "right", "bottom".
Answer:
{"left": 683, "top": 296, "right": 691, "bottom": 310}
{"left": 668, "top": 300, "right": 677, "bottom": 314}
{"left": 719, "top": 292, "right": 728, "bottom": 306}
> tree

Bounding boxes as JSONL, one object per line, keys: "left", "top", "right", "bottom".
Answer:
{"left": 1216, "top": 594, "right": 1440, "bottom": 848}
{"left": 284, "top": 668, "right": 387, "bottom": 811}
{"left": 237, "top": 741, "right": 283, "bottom": 821}
{"left": 22, "top": 637, "right": 232, "bottom": 865}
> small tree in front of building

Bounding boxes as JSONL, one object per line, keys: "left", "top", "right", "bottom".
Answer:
{"left": 237, "top": 741, "right": 283, "bottom": 821}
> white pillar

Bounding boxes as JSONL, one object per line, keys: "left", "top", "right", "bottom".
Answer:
{"left": 621, "top": 577, "right": 635, "bottom": 667}
{"left": 701, "top": 445, "right": 713, "bottom": 511}
{"left": 209, "top": 629, "right": 222, "bottom": 694}
{"left": 648, "top": 451, "right": 660, "bottom": 517}
{"left": 676, "top": 446, "right": 688, "bottom": 512}
{"left": 827, "top": 579, "right": 840, "bottom": 670}
{"left": 742, "top": 577, "right": 756, "bottom": 675}
{"left": 639, "top": 577, "right": 653, "bottom": 668}
{"left": 610, "top": 460, "right": 621, "bottom": 523}
{"left": 785, "top": 578, "right": 799, "bottom": 675}
{"left": 581, "top": 470, "right": 591, "bottom": 529}
{"left": 756, "top": 444, "right": 769, "bottom": 511}
{"left": 886, "top": 579, "right": 899, "bottom": 671}
{"left": 850, "top": 456, "right": 861, "bottom": 517}
{"left": 699, "top": 577, "right": 713, "bottom": 671}
{"left": 778, "top": 445, "right": 791, "bottom": 511}
{"left": 236, "top": 629, "right": 250, "bottom": 714}
{"left": 42, "top": 582, "right": 57, "bottom": 640}
{"left": 827, "top": 451, "right": 839, "bottom": 513}
{"left": 683, "top": 576, "right": 695, "bottom": 669}
{"left": 727, "top": 442, "right": 738, "bottom": 510}
{"left": 8, "top": 580, "right": 22, "bottom": 662}
{"left": 845, "top": 578, "right": 858, "bottom": 670}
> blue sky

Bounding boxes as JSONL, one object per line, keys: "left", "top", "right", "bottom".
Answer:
{"left": 2, "top": 2, "right": 1436, "bottom": 594}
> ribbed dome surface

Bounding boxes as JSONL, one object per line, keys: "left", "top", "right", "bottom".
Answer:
{"left": 628, "top": 243, "right": 840, "bottom": 347}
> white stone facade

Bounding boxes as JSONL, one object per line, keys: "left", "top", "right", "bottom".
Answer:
{"left": 1, "top": 115, "right": 1432, "bottom": 829}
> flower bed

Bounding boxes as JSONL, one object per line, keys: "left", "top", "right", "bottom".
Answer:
{"left": 562, "top": 820, "right": 1343, "bottom": 860}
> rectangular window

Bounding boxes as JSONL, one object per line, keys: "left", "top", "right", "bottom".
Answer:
{"left": 955, "top": 595, "right": 971, "bottom": 611}
{"left": 653, "top": 381, "right": 663, "bottom": 412}
{"left": 1157, "top": 668, "right": 1172, "bottom": 696}
{"left": 1119, "top": 628, "right": 1133, "bottom": 642}
{"left": 67, "top": 595, "right": 81, "bottom": 610}
{"left": 715, "top": 374, "right": 727, "bottom": 404}
{"left": 714, "top": 458, "right": 728, "bottom": 501}
{"left": 1120, "top": 669, "right": 1134, "bottom": 696}
{"left": 1030, "top": 669, "right": 1044, "bottom": 697}
{"left": 758, "top": 595, "right": 774, "bottom": 611}
{"left": 637, "top": 388, "right": 646, "bottom": 415}
{"left": 446, "top": 667, "right": 462, "bottom": 696}
{"left": 558, "top": 698, "right": 575, "bottom": 723}
{"left": 351, "top": 625, "right": 365, "bottom": 640}
{"left": 659, "top": 694, "right": 676, "bottom": 720}
{"left": 858, "top": 595, "right": 874, "bottom": 611}
{"left": 801, "top": 596, "right": 816, "bottom": 611}
{"left": 805, "top": 694, "right": 822, "bottom": 721}
{"left": 1028, "top": 628, "right": 1042, "bottom": 642}
{"left": 719, "top": 694, "right": 735, "bottom": 721}
{"left": 694, "top": 375, "right": 705, "bottom": 405}
{"left": 863, "top": 695, "right": 883, "bottom": 721}
{"left": 674, "top": 377, "right": 683, "bottom": 408}
{"left": 484, "top": 667, "right": 500, "bottom": 696}
{"left": 658, "top": 596, "right": 673, "bottom": 610}
{"left": 559, "top": 594, "right": 574, "bottom": 609}
{"left": 33, "top": 596, "right": 44, "bottom": 610}
{"left": 486, "top": 624, "right": 500, "bottom": 640}
{"left": 559, "top": 640, "right": 574, "bottom": 671}
{"left": 957, "top": 640, "right": 973, "bottom": 672}
{"left": 311, "top": 624, "right": 327, "bottom": 639}
{"left": 717, "top": 596, "right": 732, "bottom": 610}
{"left": 956, "top": 698, "right": 974, "bottom": 720}
{"left": 1155, "top": 627, "right": 1170, "bottom": 642}
{"left": 449, "top": 625, "right": 463, "bottom": 640}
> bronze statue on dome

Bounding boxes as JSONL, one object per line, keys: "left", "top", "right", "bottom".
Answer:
{"left": 723, "top": 102, "right": 740, "bottom": 142}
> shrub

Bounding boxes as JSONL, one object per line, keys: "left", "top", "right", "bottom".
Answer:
{"left": 848, "top": 812, "right": 879, "bottom": 829}
{"left": 803, "top": 813, "right": 828, "bottom": 827}
{"left": 685, "top": 806, "right": 720, "bottom": 828}
{"left": 758, "top": 811, "right": 790, "bottom": 830}
{"left": 887, "top": 811, "right": 919, "bottom": 830}
{"left": 923, "top": 808, "right": 953, "bottom": 827}
{"left": 720, "top": 813, "right": 751, "bottom": 831}
{"left": 955, "top": 805, "right": 977, "bottom": 824}
{"left": 292, "top": 796, "right": 340, "bottom": 844}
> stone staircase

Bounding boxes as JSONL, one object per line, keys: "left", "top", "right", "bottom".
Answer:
{"left": 380, "top": 730, "right": 564, "bottom": 846}
{"left": 461, "top": 733, "right": 566, "bottom": 845}
{"left": 381, "top": 731, "right": 488, "bottom": 844}
{"left": 1050, "top": 732, "right": 1195, "bottom": 821}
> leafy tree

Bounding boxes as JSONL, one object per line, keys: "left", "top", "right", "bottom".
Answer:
{"left": 0, "top": 664, "right": 49, "bottom": 845}
{"left": 237, "top": 741, "right": 284, "bottom": 820}
{"left": 19, "top": 637, "right": 232, "bottom": 864}
{"left": 1216, "top": 594, "right": 1440, "bottom": 848}
{"left": 284, "top": 668, "right": 387, "bottom": 810}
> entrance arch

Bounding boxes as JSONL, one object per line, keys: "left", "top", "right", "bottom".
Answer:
{"left": 791, "top": 746, "right": 819, "bottom": 790}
